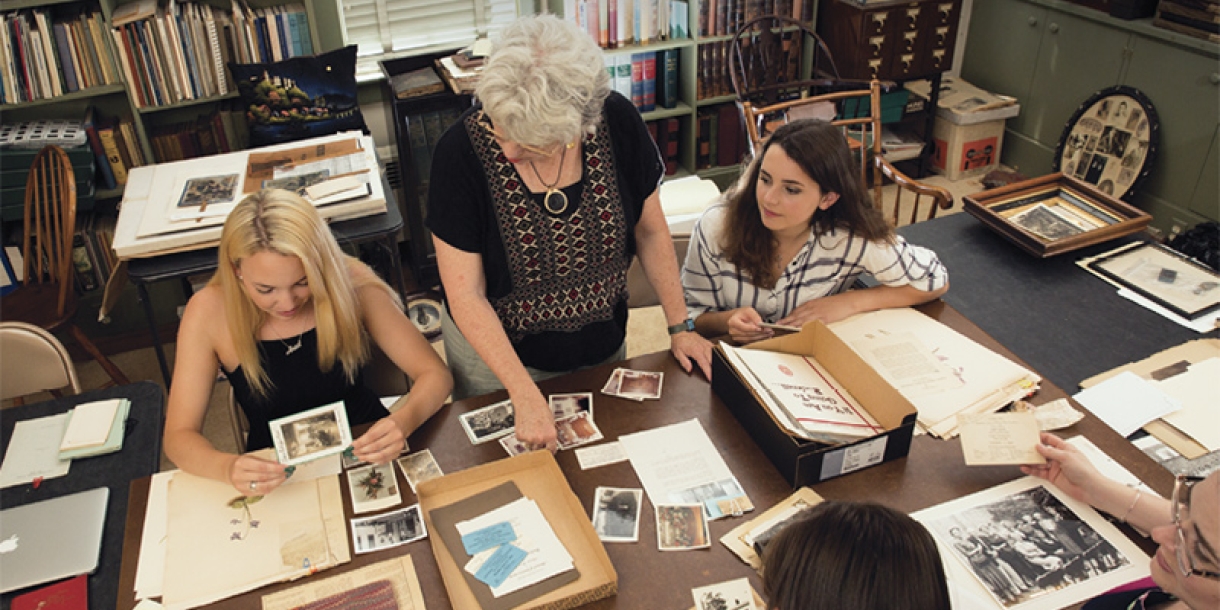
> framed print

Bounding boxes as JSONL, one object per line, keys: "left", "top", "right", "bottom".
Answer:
{"left": 1088, "top": 241, "right": 1220, "bottom": 319}
{"left": 269, "top": 401, "right": 353, "bottom": 466}
{"left": 963, "top": 173, "right": 1151, "bottom": 257}
{"left": 1053, "top": 86, "right": 1159, "bottom": 202}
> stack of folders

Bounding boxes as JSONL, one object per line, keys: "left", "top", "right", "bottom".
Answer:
{"left": 720, "top": 344, "right": 883, "bottom": 445}
{"left": 828, "top": 308, "right": 1042, "bottom": 439}
{"left": 57, "top": 398, "right": 130, "bottom": 460}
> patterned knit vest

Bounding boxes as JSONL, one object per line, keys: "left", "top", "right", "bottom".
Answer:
{"left": 466, "top": 112, "right": 630, "bottom": 342}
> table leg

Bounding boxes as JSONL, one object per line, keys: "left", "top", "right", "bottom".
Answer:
{"left": 136, "top": 281, "right": 172, "bottom": 387}
{"left": 385, "top": 234, "right": 407, "bottom": 301}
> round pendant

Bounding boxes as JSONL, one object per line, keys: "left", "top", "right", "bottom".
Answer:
{"left": 544, "top": 189, "right": 569, "bottom": 215}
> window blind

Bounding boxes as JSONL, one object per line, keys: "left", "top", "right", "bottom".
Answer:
{"left": 339, "top": 0, "right": 518, "bottom": 81}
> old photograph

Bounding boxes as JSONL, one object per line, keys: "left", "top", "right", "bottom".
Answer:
{"left": 396, "top": 449, "right": 444, "bottom": 493}
{"left": 178, "top": 174, "right": 238, "bottom": 208}
{"left": 691, "top": 577, "right": 756, "bottom": 610}
{"left": 550, "top": 392, "right": 593, "bottom": 420}
{"left": 270, "top": 401, "right": 352, "bottom": 466}
{"left": 616, "top": 369, "right": 663, "bottom": 400}
{"left": 656, "top": 504, "right": 710, "bottom": 551}
{"left": 592, "top": 487, "right": 643, "bottom": 543}
{"left": 1090, "top": 242, "right": 1220, "bottom": 319}
{"left": 350, "top": 504, "right": 427, "bottom": 554}
{"left": 556, "top": 412, "right": 604, "bottom": 450}
{"left": 458, "top": 399, "right": 516, "bottom": 445}
{"left": 346, "top": 463, "right": 402, "bottom": 514}
{"left": 927, "top": 485, "right": 1131, "bottom": 608}
{"left": 1008, "top": 204, "right": 1086, "bottom": 241}
{"left": 671, "top": 477, "right": 753, "bottom": 520}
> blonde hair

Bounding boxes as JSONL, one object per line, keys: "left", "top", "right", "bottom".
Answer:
{"left": 214, "top": 189, "right": 397, "bottom": 397}
{"left": 476, "top": 14, "right": 611, "bottom": 149}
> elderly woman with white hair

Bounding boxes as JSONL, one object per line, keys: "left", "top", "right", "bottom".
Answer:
{"left": 427, "top": 14, "right": 713, "bottom": 450}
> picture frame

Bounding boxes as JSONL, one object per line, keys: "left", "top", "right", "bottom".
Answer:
{"left": 963, "top": 173, "right": 1151, "bottom": 258}
{"left": 1053, "top": 85, "right": 1159, "bottom": 202}
{"left": 269, "top": 401, "right": 353, "bottom": 466}
{"left": 1088, "top": 241, "right": 1220, "bottom": 319}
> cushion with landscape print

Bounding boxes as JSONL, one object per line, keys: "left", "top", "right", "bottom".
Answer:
{"left": 229, "top": 45, "right": 367, "bottom": 148}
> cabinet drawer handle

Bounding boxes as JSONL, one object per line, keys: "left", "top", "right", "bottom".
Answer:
{"left": 1027, "top": 16, "right": 1038, "bottom": 27}
{"left": 1210, "top": 73, "right": 1220, "bottom": 85}
{"left": 1048, "top": 22, "right": 1060, "bottom": 33}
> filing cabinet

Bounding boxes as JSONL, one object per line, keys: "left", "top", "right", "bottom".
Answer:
{"left": 818, "top": 0, "right": 962, "bottom": 81}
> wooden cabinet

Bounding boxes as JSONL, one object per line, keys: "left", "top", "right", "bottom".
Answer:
{"left": 960, "top": 0, "right": 1219, "bottom": 230}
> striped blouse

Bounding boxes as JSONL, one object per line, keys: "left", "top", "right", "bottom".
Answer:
{"left": 682, "top": 203, "right": 948, "bottom": 322}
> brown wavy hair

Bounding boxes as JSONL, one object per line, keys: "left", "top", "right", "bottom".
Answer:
{"left": 721, "top": 119, "right": 893, "bottom": 289}
{"left": 763, "top": 501, "right": 951, "bottom": 610}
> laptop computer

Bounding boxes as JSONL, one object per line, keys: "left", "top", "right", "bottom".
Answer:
{"left": 0, "top": 486, "right": 109, "bottom": 594}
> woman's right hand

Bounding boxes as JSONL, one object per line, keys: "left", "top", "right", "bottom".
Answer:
{"left": 228, "top": 452, "right": 290, "bottom": 496}
{"left": 726, "top": 307, "right": 772, "bottom": 344}
{"left": 1020, "top": 432, "right": 1105, "bottom": 506}
{"left": 510, "top": 389, "right": 558, "bottom": 451}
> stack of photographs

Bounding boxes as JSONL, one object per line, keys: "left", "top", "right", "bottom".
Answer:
{"left": 601, "top": 368, "right": 663, "bottom": 401}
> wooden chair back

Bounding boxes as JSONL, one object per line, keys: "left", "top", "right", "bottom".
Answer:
{"left": 874, "top": 155, "right": 953, "bottom": 226}
{"left": 21, "top": 145, "right": 77, "bottom": 318}
{"left": 728, "top": 14, "right": 843, "bottom": 109}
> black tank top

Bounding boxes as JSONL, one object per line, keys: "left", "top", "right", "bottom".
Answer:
{"left": 225, "top": 328, "right": 386, "bottom": 451}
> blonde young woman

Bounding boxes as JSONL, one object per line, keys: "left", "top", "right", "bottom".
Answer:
{"left": 164, "top": 190, "right": 452, "bottom": 496}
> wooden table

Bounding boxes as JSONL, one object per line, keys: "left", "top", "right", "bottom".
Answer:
{"left": 117, "top": 301, "right": 1169, "bottom": 609}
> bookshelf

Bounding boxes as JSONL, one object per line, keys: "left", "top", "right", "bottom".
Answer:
{"left": 547, "top": 0, "right": 822, "bottom": 189}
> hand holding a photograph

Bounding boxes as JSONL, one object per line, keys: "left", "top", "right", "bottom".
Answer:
{"left": 228, "top": 452, "right": 289, "bottom": 496}
{"left": 725, "top": 307, "right": 773, "bottom": 344}
{"left": 351, "top": 417, "right": 407, "bottom": 465}
{"left": 1021, "top": 432, "right": 1105, "bottom": 505}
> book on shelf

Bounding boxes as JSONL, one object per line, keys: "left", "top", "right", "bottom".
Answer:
{"left": 434, "top": 55, "right": 480, "bottom": 94}
{"left": 82, "top": 106, "right": 117, "bottom": 191}
{"left": 696, "top": 108, "right": 714, "bottom": 170}
{"left": 95, "top": 116, "right": 128, "bottom": 186}
{"left": 657, "top": 47, "right": 679, "bottom": 109}
{"left": 716, "top": 103, "right": 743, "bottom": 168}
{"left": 640, "top": 50, "right": 656, "bottom": 112}
{"left": 71, "top": 229, "right": 99, "bottom": 294}
{"left": 629, "top": 53, "right": 644, "bottom": 109}
{"left": 660, "top": 117, "right": 679, "bottom": 175}
{"left": 611, "top": 54, "right": 632, "bottom": 102}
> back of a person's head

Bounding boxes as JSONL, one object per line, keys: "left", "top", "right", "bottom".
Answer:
{"left": 762, "top": 501, "right": 950, "bottom": 610}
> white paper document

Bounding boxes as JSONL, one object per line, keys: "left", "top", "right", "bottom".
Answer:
{"left": 135, "top": 471, "right": 173, "bottom": 600}
{"left": 619, "top": 419, "right": 752, "bottom": 520}
{"left": 575, "top": 441, "right": 628, "bottom": 470}
{"left": 0, "top": 413, "right": 71, "bottom": 488}
{"left": 1153, "top": 357, "right": 1220, "bottom": 451}
{"left": 1072, "top": 371, "right": 1182, "bottom": 437}
{"left": 455, "top": 497, "right": 573, "bottom": 598}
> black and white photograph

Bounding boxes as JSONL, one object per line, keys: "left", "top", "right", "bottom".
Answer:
{"left": 345, "top": 463, "right": 402, "bottom": 514}
{"left": 458, "top": 399, "right": 516, "bottom": 445}
{"left": 269, "top": 401, "right": 352, "bottom": 466}
{"left": 262, "top": 169, "right": 330, "bottom": 195}
{"left": 350, "top": 504, "right": 427, "bottom": 554}
{"left": 550, "top": 392, "right": 593, "bottom": 420}
{"left": 591, "top": 487, "right": 642, "bottom": 543}
{"left": 691, "top": 577, "right": 756, "bottom": 610}
{"left": 926, "top": 484, "right": 1135, "bottom": 608}
{"left": 1008, "top": 204, "right": 1086, "bottom": 241}
{"left": 396, "top": 449, "right": 444, "bottom": 493}
{"left": 1089, "top": 241, "right": 1220, "bottom": 319}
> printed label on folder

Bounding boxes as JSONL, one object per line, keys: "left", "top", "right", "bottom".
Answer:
{"left": 462, "top": 521, "right": 516, "bottom": 556}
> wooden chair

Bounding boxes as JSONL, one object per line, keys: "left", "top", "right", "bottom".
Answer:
{"left": 738, "top": 80, "right": 952, "bottom": 226}
{"left": 0, "top": 320, "right": 82, "bottom": 404}
{"left": 728, "top": 14, "right": 846, "bottom": 110}
{"left": 0, "top": 145, "right": 129, "bottom": 390}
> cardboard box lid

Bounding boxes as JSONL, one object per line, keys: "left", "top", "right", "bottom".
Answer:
{"left": 906, "top": 77, "right": 1020, "bottom": 126}
{"left": 416, "top": 451, "right": 617, "bottom": 610}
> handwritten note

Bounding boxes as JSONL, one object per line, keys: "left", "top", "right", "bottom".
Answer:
{"left": 462, "top": 522, "right": 516, "bottom": 555}
{"left": 958, "top": 412, "right": 1044, "bottom": 466}
{"left": 473, "top": 544, "right": 527, "bottom": 588}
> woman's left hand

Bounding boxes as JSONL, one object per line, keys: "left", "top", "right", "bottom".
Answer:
{"left": 777, "top": 293, "right": 857, "bottom": 328}
{"left": 670, "top": 331, "right": 714, "bottom": 380}
{"left": 352, "top": 418, "right": 408, "bottom": 465}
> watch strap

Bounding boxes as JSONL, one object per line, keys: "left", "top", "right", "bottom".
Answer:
{"left": 667, "top": 318, "right": 695, "bottom": 335}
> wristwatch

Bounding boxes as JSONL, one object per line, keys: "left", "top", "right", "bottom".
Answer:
{"left": 667, "top": 318, "right": 695, "bottom": 335}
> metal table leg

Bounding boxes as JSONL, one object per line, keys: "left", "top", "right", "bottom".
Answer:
{"left": 136, "top": 280, "right": 172, "bottom": 387}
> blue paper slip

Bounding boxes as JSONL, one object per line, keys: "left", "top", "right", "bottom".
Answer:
{"left": 462, "top": 521, "right": 517, "bottom": 555}
{"left": 474, "top": 544, "right": 527, "bottom": 588}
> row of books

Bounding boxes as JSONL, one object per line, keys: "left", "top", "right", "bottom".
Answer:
{"left": 605, "top": 49, "right": 679, "bottom": 113}
{"left": 0, "top": 6, "right": 122, "bottom": 105}
{"left": 564, "top": 0, "right": 690, "bottom": 48}
{"left": 404, "top": 106, "right": 464, "bottom": 199}
{"left": 82, "top": 106, "right": 146, "bottom": 189}
{"left": 695, "top": 103, "right": 748, "bottom": 170}
{"left": 110, "top": 0, "right": 312, "bottom": 108}
{"left": 70, "top": 201, "right": 120, "bottom": 295}
{"left": 147, "top": 101, "right": 249, "bottom": 163}
{"left": 699, "top": 0, "right": 812, "bottom": 38}
{"left": 696, "top": 37, "right": 796, "bottom": 100}
{"left": 645, "top": 117, "right": 680, "bottom": 175}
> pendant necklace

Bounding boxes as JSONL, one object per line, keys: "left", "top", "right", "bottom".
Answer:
{"left": 270, "top": 322, "right": 303, "bottom": 356}
{"left": 528, "top": 144, "right": 569, "bottom": 215}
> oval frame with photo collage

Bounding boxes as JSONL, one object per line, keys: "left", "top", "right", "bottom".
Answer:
{"left": 1053, "top": 86, "right": 1159, "bottom": 202}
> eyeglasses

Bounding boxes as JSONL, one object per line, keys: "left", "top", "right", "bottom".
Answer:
{"left": 475, "top": 112, "right": 560, "bottom": 157}
{"left": 1171, "top": 474, "right": 1220, "bottom": 580}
